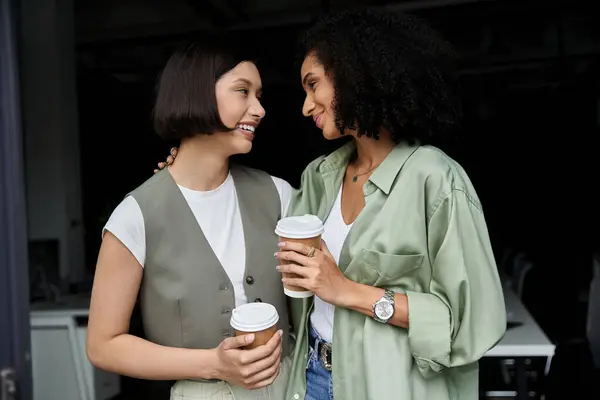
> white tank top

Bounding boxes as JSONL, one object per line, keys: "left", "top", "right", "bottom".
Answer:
{"left": 310, "top": 185, "right": 353, "bottom": 343}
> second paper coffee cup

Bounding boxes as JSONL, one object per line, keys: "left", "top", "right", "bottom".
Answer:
{"left": 230, "top": 302, "right": 279, "bottom": 350}
{"left": 275, "top": 214, "right": 324, "bottom": 298}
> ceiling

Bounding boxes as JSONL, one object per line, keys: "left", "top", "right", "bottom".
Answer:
{"left": 73, "top": 0, "right": 600, "bottom": 90}
{"left": 74, "top": 0, "right": 523, "bottom": 45}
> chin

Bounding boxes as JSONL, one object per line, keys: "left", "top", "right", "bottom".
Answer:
{"left": 322, "top": 128, "right": 344, "bottom": 141}
{"left": 233, "top": 140, "right": 253, "bottom": 155}
{"left": 225, "top": 132, "right": 254, "bottom": 155}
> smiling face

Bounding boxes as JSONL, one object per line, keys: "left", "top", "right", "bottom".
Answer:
{"left": 213, "top": 61, "right": 265, "bottom": 155}
{"left": 300, "top": 53, "right": 343, "bottom": 140}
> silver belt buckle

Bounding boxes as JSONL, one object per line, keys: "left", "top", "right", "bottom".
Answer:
{"left": 319, "top": 342, "right": 332, "bottom": 371}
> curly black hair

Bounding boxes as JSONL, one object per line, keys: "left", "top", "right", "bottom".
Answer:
{"left": 300, "top": 8, "right": 462, "bottom": 144}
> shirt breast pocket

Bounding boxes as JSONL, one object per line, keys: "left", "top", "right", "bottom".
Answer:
{"left": 355, "top": 249, "right": 424, "bottom": 287}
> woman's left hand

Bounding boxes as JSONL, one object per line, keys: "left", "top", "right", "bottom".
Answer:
{"left": 276, "top": 240, "right": 352, "bottom": 306}
{"left": 153, "top": 147, "right": 178, "bottom": 174}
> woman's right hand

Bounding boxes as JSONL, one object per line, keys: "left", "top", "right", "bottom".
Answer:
{"left": 153, "top": 147, "right": 178, "bottom": 173}
{"left": 213, "top": 330, "right": 283, "bottom": 389}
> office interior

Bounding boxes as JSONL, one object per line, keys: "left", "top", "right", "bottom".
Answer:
{"left": 2, "top": 0, "right": 600, "bottom": 399}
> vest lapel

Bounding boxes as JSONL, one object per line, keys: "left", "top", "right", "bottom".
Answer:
{"left": 231, "top": 165, "right": 278, "bottom": 301}
{"left": 135, "top": 166, "right": 290, "bottom": 354}
{"left": 160, "top": 169, "right": 235, "bottom": 300}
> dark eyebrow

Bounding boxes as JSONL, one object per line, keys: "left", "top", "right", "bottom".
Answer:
{"left": 233, "top": 78, "right": 262, "bottom": 94}
{"left": 302, "top": 72, "right": 314, "bottom": 87}
{"left": 233, "top": 78, "right": 252, "bottom": 86}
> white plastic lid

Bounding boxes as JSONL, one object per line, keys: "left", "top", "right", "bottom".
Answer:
{"left": 230, "top": 302, "right": 279, "bottom": 332}
{"left": 275, "top": 214, "right": 324, "bottom": 239}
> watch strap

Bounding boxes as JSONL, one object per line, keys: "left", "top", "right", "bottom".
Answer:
{"left": 383, "top": 289, "right": 395, "bottom": 303}
{"left": 373, "top": 289, "right": 396, "bottom": 323}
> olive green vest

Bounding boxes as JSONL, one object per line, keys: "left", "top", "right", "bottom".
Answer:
{"left": 129, "top": 165, "right": 291, "bottom": 356}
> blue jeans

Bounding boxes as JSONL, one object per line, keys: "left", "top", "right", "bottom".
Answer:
{"left": 305, "top": 325, "right": 333, "bottom": 400}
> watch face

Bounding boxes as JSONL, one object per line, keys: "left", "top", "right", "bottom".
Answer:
{"left": 375, "top": 300, "right": 394, "bottom": 319}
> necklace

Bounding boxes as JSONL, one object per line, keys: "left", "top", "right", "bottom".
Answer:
{"left": 349, "top": 145, "right": 394, "bottom": 183}
{"left": 351, "top": 162, "right": 381, "bottom": 182}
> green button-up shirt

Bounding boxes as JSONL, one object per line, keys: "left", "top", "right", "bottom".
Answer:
{"left": 285, "top": 141, "right": 506, "bottom": 400}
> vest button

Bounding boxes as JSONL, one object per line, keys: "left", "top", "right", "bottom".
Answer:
{"left": 219, "top": 284, "right": 229, "bottom": 291}
{"left": 254, "top": 298, "right": 262, "bottom": 303}
{"left": 245, "top": 276, "right": 255, "bottom": 285}
{"left": 222, "top": 307, "right": 231, "bottom": 315}
{"left": 222, "top": 331, "right": 232, "bottom": 338}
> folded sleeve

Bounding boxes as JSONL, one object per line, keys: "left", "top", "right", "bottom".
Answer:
{"left": 406, "top": 189, "right": 507, "bottom": 379}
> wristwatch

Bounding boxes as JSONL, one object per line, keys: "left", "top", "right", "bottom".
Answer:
{"left": 372, "top": 289, "right": 395, "bottom": 323}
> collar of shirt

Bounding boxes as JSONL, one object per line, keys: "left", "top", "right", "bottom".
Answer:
{"left": 316, "top": 140, "right": 421, "bottom": 195}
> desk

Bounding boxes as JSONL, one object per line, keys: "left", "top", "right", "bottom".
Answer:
{"left": 484, "top": 287, "right": 555, "bottom": 399}
{"left": 30, "top": 295, "right": 120, "bottom": 400}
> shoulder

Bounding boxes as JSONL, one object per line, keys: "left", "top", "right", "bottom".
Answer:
{"left": 404, "top": 146, "right": 482, "bottom": 209}
{"left": 306, "top": 154, "right": 328, "bottom": 171}
{"left": 103, "top": 195, "right": 146, "bottom": 266}
{"left": 408, "top": 146, "right": 462, "bottom": 179}
{"left": 109, "top": 195, "right": 142, "bottom": 217}
{"left": 103, "top": 196, "right": 144, "bottom": 236}
{"left": 411, "top": 147, "right": 477, "bottom": 190}
{"left": 299, "top": 155, "right": 327, "bottom": 184}
{"left": 232, "top": 164, "right": 283, "bottom": 188}
{"left": 287, "top": 155, "right": 328, "bottom": 217}
{"left": 269, "top": 175, "right": 294, "bottom": 217}
{"left": 231, "top": 165, "right": 287, "bottom": 213}
{"left": 129, "top": 170, "right": 172, "bottom": 203}
{"left": 270, "top": 175, "right": 294, "bottom": 193}
{"left": 231, "top": 164, "right": 284, "bottom": 193}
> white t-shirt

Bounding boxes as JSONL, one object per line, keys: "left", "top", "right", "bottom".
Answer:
{"left": 310, "top": 185, "right": 353, "bottom": 343}
{"left": 103, "top": 172, "right": 293, "bottom": 308}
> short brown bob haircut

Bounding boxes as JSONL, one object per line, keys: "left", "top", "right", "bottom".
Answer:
{"left": 153, "top": 39, "right": 253, "bottom": 140}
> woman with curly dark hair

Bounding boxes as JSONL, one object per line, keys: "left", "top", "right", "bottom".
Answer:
{"left": 274, "top": 9, "right": 506, "bottom": 400}
{"left": 158, "top": 8, "right": 506, "bottom": 399}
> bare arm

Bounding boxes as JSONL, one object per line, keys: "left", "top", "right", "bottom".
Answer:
{"left": 87, "top": 232, "right": 283, "bottom": 387}
{"left": 86, "top": 231, "right": 218, "bottom": 380}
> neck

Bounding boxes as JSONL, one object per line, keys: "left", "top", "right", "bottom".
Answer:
{"left": 167, "top": 136, "right": 230, "bottom": 191}
{"left": 352, "top": 131, "right": 395, "bottom": 170}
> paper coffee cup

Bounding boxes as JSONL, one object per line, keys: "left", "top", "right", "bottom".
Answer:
{"left": 230, "top": 303, "right": 279, "bottom": 349}
{"left": 275, "top": 214, "right": 324, "bottom": 298}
